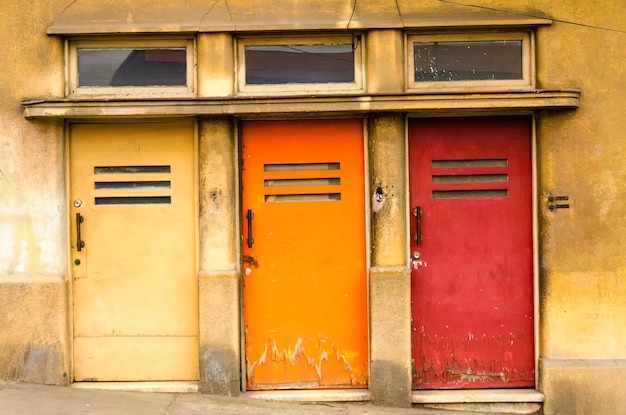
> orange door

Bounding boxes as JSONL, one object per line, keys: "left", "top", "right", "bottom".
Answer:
{"left": 242, "top": 119, "right": 368, "bottom": 390}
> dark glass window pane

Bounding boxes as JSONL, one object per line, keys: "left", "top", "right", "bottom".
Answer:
{"left": 414, "top": 40, "right": 522, "bottom": 82}
{"left": 245, "top": 45, "right": 354, "bottom": 84}
{"left": 78, "top": 48, "right": 186, "bottom": 87}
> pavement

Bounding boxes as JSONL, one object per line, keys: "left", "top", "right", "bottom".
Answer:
{"left": 0, "top": 382, "right": 495, "bottom": 415}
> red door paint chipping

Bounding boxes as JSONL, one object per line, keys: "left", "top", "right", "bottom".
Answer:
{"left": 409, "top": 116, "right": 534, "bottom": 389}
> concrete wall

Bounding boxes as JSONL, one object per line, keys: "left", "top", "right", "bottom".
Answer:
{"left": 533, "top": 2, "right": 625, "bottom": 414}
{"left": 1, "top": 2, "right": 68, "bottom": 385}
{"left": 1, "top": 0, "right": 624, "bottom": 413}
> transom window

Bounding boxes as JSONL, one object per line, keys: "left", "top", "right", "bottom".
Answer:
{"left": 237, "top": 35, "right": 364, "bottom": 95}
{"left": 407, "top": 32, "right": 533, "bottom": 91}
{"left": 67, "top": 38, "right": 195, "bottom": 97}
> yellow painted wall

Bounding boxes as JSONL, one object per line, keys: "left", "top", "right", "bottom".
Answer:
{"left": 1, "top": 0, "right": 624, "bottom": 412}
{"left": 1, "top": 2, "right": 68, "bottom": 384}
{"left": 1, "top": 2, "right": 65, "bottom": 275}
{"left": 533, "top": 2, "right": 626, "bottom": 359}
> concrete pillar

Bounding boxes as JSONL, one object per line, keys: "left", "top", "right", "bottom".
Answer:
{"left": 197, "top": 117, "right": 240, "bottom": 395}
{"left": 365, "top": 30, "right": 404, "bottom": 94}
{"left": 197, "top": 33, "right": 235, "bottom": 97}
{"left": 367, "top": 114, "right": 412, "bottom": 407}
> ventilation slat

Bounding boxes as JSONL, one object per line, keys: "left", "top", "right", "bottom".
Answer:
{"left": 263, "top": 170, "right": 343, "bottom": 180}
{"left": 93, "top": 165, "right": 172, "bottom": 205}
{"left": 433, "top": 190, "right": 508, "bottom": 199}
{"left": 95, "top": 181, "right": 171, "bottom": 189}
{"left": 265, "top": 193, "right": 341, "bottom": 202}
{"left": 265, "top": 178, "right": 340, "bottom": 187}
{"left": 264, "top": 185, "right": 341, "bottom": 196}
{"left": 432, "top": 174, "right": 507, "bottom": 183}
{"left": 263, "top": 162, "right": 342, "bottom": 203}
{"left": 432, "top": 159, "right": 507, "bottom": 168}
{"left": 432, "top": 182, "right": 509, "bottom": 191}
{"left": 430, "top": 158, "right": 509, "bottom": 199}
{"left": 95, "top": 165, "right": 171, "bottom": 174}
{"left": 264, "top": 162, "right": 340, "bottom": 172}
{"left": 95, "top": 196, "right": 172, "bottom": 205}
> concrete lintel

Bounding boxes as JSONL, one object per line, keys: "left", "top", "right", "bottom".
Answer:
{"left": 22, "top": 91, "right": 580, "bottom": 119}
{"left": 46, "top": 1, "right": 550, "bottom": 35}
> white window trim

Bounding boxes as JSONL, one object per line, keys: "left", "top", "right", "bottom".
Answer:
{"left": 236, "top": 34, "right": 365, "bottom": 96}
{"left": 406, "top": 31, "right": 534, "bottom": 93}
{"left": 66, "top": 37, "right": 196, "bottom": 98}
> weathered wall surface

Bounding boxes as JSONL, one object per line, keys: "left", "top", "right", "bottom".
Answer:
{"left": 1, "top": 2, "right": 65, "bottom": 276}
{"left": 531, "top": 1, "right": 626, "bottom": 414}
{"left": 1, "top": 0, "right": 624, "bottom": 413}
{"left": 533, "top": 0, "right": 626, "bottom": 359}
{"left": 1, "top": 1, "right": 68, "bottom": 384}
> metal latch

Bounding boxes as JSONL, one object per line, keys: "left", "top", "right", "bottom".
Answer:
{"left": 548, "top": 194, "right": 570, "bottom": 211}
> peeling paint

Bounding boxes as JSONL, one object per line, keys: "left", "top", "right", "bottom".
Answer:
{"left": 247, "top": 336, "right": 367, "bottom": 388}
{"left": 413, "top": 330, "right": 535, "bottom": 388}
{"left": 410, "top": 259, "right": 427, "bottom": 271}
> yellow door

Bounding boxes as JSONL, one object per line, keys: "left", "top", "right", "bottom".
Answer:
{"left": 70, "top": 121, "right": 198, "bottom": 381}
{"left": 242, "top": 119, "right": 368, "bottom": 389}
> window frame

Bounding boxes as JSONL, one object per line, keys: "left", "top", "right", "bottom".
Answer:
{"left": 406, "top": 31, "right": 534, "bottom": 92}
{"left": 236, "top": 34, "right": 364, "bottom": 95}
{"left": 66, "top": 37, "right": 196, "bottom": 97}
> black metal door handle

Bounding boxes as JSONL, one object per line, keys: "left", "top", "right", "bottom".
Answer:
{"left": 76, "top": 213, "right": 85, "bottom": 251}
{"left": 246, "top": 209, "right": 254, "bottom": 248}
{"left": 413, "top": 206, "right": 422, "bottom": 245}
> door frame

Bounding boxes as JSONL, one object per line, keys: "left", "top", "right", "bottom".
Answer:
{"left": 405, "top": 114, "right": 540, "bottom": 387}
{"left": 237, "top": 117, "right": 372, "bottom": 391}
{"left": 65, "top": 118, "right": 200, "bottom": 382}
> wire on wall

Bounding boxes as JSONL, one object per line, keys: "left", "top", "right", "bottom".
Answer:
{"left": 438, "top": 0, "right": 626, "bottom": 34}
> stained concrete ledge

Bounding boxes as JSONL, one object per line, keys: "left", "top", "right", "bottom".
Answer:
{"left": 412, "top": 389, "right": 544, "bottom": 415}
{"left": 246, "top": 389, "right": 371, "bottom": 402}
{"left": 368, "top": 266, "right": 412, "bottom": 408}
{"left": 71, "top": 381, "right": 199, "bottom": 393}
{"left": 540, "top": 358, "right": 626, "bottom": 415}
{"left": 411, "top": 389, "right": 544, "bottom": 404}
{"left": 0, "top": 274, "right": 69, "bottom": 385}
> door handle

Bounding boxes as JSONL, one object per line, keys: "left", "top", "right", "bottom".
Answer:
{"left": 76, "top": 213, "right": 85, "bottom": 251}
{"left": 413, "top": 206, "right": 422, "bottom": 245}
{"left": 246, "top": 209, "right": 254, "bottom": 248}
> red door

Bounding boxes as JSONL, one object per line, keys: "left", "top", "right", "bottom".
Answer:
{"left": 409, "top": 116, "right": 534, "bottom": 389}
